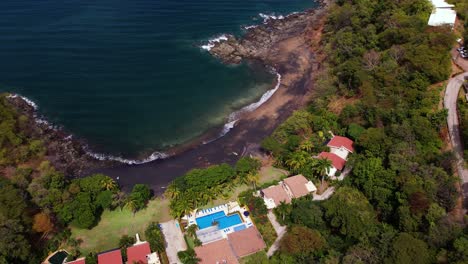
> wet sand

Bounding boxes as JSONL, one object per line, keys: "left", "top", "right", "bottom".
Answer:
{"left": 88, "top": 4, "right": 328, "bottom": 194}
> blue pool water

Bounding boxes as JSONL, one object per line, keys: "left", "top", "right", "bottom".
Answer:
{"left": 196, "top": 211, "right": 242, "bottom": 229}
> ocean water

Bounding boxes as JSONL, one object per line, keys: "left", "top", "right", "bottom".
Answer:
{"left": 0, "top": 0, "right": 318, "bottom": 159}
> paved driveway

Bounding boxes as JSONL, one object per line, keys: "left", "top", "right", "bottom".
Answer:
{"left": 445, "top": 73, "right": 468, "bottom": 210}
{"left": 266, "top": 211, "right": 287, "bottom": 257}
{"left": 160, "top": 220, "right": 186, "bottom": 264}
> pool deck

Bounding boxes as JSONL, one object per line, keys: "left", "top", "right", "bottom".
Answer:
{"left": 184, "top": 201, "right": 254, "bottom": 244}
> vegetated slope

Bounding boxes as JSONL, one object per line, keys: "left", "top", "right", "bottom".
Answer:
{"left": 256, "top": 0, "right": 467, "bottom": 263}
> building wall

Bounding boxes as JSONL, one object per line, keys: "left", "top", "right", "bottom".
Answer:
{"left": 329, "top": 147, "right": 350, "bottom": 160}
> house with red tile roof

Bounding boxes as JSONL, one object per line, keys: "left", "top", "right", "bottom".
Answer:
{"left": 98, "top": 249, "right": 123, "bottom": 264}
{"left": 227, "top": 227, "right": 266, "bottom": 258}
{"left": 194, "top": 238, "right": 239, "bottom": 264}
{"left": 327, "top": 135, "right": 354, "bottom": 160}
{"left": 127, "top": 241, "right": 151, "bottom": 264}
{"left": 319, "top": 152, "right": 346, "bottom": 179}
{"left": 261, "top": 184, "right": 291, "bottom": 209}
{"left": 282, "top": 174, "right": 317, "bottom": 199}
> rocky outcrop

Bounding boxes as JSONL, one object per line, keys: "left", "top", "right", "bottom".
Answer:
{"left": 207, "top": 2, "right": 325, "bottom": 65}
{"left": 6, "top": 96, "right": 110, "bottom": 176}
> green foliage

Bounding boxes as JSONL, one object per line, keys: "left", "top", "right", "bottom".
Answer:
{"left": 389, "top": 233, "right": 431, "bottom": 264}
{"left": 84, "top": 252, "right": 97, "bottom": 264}
{"left": 0, "top": 179, "right": 32, "bottom": 262}
{"left": 119, "top": 235, "right": 135, "bottom": 261}
{"left": 168, "top": 164, "right": 239, "bottom": 218}
{"left": 145, "top": 222, "right": 165, "bottom": 253}
{"left": 323, "top": 187, "right": 377, "bottom": 241}
{"left": 177, "top": 249, "right": 200, "bottom": 264}
{"left": 279, "top": 226, "right": 327, "bottom": 257}
{"left": 128, "top": 184, "right": 152, "bottom": 212}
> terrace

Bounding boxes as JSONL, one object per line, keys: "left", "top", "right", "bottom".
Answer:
{"left": 183, "top": 201, "right": 253, "bottom": 244}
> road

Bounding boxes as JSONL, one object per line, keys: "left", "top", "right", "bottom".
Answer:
{"left": 444, "top": 72, "right": 468, "bottom": 210}
{"left": 160, "top": 220, "right": 186, "bottom": 264}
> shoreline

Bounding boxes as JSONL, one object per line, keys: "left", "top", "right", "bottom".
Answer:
{"left": 6, "top": 0, "right": 329, "bottom": 193}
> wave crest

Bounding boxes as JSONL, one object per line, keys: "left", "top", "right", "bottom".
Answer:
{"left": 201, "top": 35, "right": 228, "bottom": 51}
{"left": 6, "top": 93, "right": 169, "bottom": 165}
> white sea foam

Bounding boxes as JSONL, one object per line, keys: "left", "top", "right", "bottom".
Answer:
{"left": 201, "top": 35, "right": 228, "bottom": 51}
{"left": 217, "top": 69, "right": 282, "bottom": 138}
{"left": 6, "top": 93, "right": 169, "bottom": 165}
{"left": 86, "top": 150, "right": 169, "bottom": 165}
{"left": 243, "top": 25, "right": 258, "bottom": 30}
{"left": 7, "top": 94, "right": 38, "bottom": 110}
{"left": 259, "top": 13, "right": 285, "bottom": 23}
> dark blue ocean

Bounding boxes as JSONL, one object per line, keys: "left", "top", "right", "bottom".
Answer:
{"left": 0, "top": 0, "right": 317, "bottom": 158}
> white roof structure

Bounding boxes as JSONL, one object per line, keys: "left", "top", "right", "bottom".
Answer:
{"left": 430, "top": 0, "right": 455, "bottom": 9}
{"left": 428, "top": 8, "right": 457, "bottom": 27}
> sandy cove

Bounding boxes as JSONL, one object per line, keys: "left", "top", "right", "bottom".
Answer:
{"left": 85, "top": 1, "right": 329, "bottom": 194}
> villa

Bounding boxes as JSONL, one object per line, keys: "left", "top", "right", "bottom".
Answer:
{"left": 126, "top": 234, "right": 160, "bottom": 264}
{"left": 327, "top": 135, "right": 354, "bottom": 160}
{"left": 260, "top": 174, "right": 317, "bottom": 209}
{"left": 194, "top": 226, "right": 266, "bottom": 264}
{"left": 317, "top": 135, "right": 354, "bottom": 180}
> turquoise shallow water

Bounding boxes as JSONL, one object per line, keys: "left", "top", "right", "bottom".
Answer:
{"left": 0, "top": 0, "right": 317, "bottom": 158}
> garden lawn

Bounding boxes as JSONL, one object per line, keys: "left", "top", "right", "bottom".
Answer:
{"left": 207, "top": 166, "right": 287, "bottom": 207}
{"left": 71, "top": 198, "right": 171, "bottom": 255}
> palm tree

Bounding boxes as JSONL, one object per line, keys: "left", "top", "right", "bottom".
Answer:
{"left": 276, "top": 201, "right": 290, "bottom": 222}
{"left": 285, "top": 151, "right": 309, "bottom": 172}
{"left": 246, "top": 172, "right": 260, "bottom": 191}
{"left": 101, "top": 177, "right": 117, "bottom": 191}
{"left": 299, "top": 140, "right": 313, "bottom": 153}
{"left": 186, "top": 224, "right": 198, "bottom": 238}
{"left": 165, "top": 183, "right": 180, "bottom": 200}
{"left": 125, "top": 199, "right": 138, "bottom": 217}
{"left": 112, "top": 191, "right": 127, "bottom": 211}
{"left": 177, "top": 250, "right": 200, "bottom": 264}
{"left": 315, "top": 158, "right": 332, "bottom": 187}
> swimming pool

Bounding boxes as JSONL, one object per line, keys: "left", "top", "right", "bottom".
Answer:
{"left": 196, "top": 211, "right": 242, "bottom": 229}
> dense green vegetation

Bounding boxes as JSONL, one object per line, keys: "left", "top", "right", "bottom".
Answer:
{"left": 166, "top": 157, "right": 260, "bottom": 218}
{"left": 459, "top": 95, "right": 468, "bottom": 161}
{"left": 0, "top": 94, "right": 155, "bottom": 262}
{"left": 258, "top": 0, "right": 467, "bottom": 263}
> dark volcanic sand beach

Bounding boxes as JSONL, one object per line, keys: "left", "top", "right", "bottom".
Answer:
{"left": 87, "top": 3, "right": 328, "bottom": 194}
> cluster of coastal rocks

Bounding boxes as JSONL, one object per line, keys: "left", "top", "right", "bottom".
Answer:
{"left": 207, "top": 1, "right": 325, "bottom": 65}
{"left": 6, "top": 96, "right": 107, "bottom": 176}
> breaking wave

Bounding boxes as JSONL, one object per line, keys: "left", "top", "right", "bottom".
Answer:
{"left": 6, "top": 93, "right": 169, "bottom": 165}
{"left": 201, "top": 35, "right": 228, "bottom": 51}
{"left": 204, "top": 68, "right": 281, "bottom": 144}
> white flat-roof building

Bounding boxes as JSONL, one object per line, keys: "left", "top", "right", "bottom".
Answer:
{"left": 428, "top": 0, "right": 457, "bottom": 28}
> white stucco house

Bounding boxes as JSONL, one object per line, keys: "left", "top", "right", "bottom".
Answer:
{"left": 316, "top": 135, "right": 354, "bottom": 180}
{"left": 260, "top": 174, "right": 316, "bottom": 209}
{"left": 428, "top": 0, "right": 457, "bottom": 28}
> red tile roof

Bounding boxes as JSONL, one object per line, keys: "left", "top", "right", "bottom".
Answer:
{"left": 98, "top": 249, "right": 123, "bottom": 264}
{"left": 319, "top": 152, "right": 346, "bottom": 171}
{"left": 327, "top": 136, "right": 354, "bottom": 152}
{"left": 261, "top": 185, "right": 291, "bottom": 206}
{"left": 127, "top": 242, "right": 151, "bottom": 264}
{"left": 194, "top": 239, "right": 238, "bottom": 264}
{"left": 227, "top": 227, "right": 266, "bottom": 257}
{"left": 283, "top": 174, "right": 311, "bottom": 198}
{"left": 66, "top": 258, "right": 85, "bottom": 264}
